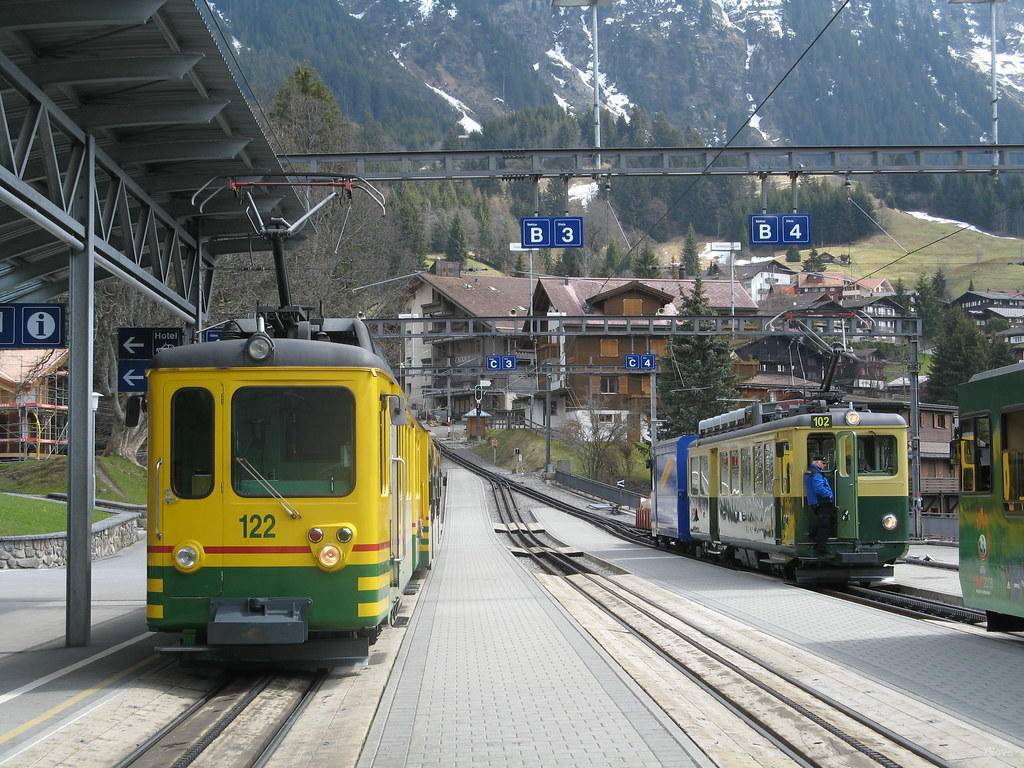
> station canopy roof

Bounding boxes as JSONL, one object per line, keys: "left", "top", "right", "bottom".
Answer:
{"left": 0, "top": 0, "right": 304, "bottom": 302}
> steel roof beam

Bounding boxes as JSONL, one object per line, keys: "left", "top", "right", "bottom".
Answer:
{"left": 280, "top": 145, "right": 1024, "bottom": 180}
{"left": 0, "top": 1, "right": 167, "bottom": 30}
{"left": 19, "top": 54, "right": 202, "bottom": 88}
{"left": 69, "top": 100, "right": 229, "bottom": 130}
{"left": 109, "top": 138, "right": 251, "bottom": 165}
{"left": 0, "top": 252, "right": 68, "bottom": 292}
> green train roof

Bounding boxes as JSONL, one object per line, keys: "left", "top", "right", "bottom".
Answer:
{"left": 968, "top": 362, "right": 1024, "bottom": 383}
{"left": 693, "top": 409, "right": 906, "bottom": 447}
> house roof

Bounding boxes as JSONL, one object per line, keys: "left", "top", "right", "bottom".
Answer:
{"left": 758, "top": 291, "right": 843, "bottom": 315}
{"left": 797, "top": 272, "right": 847, "bottom": 289}
{"left": 587, "top": 280, "right": 676, "bottom": 306}
{"left": 418, "top": 274, "right": 532, "bottom": 331}
{"left": 732, "top": 260, "right": 797, "bottom": 281}
{"left": 841, "top": 296, "right": 904, "bottom": 311}
{"left": 955, "top": 289, "right": 1024, "bottom": 302}
{"left": 983, "top": 307, "right": 1024, "bottom": 319}
{"left": 855, "top": 278, "right": 892, "bottom": 292}
{"left": 537, "top": 277, "right": 757, "bottom": 316}
{"left": 738, "top": 373, "right": 820, "bottom": 390}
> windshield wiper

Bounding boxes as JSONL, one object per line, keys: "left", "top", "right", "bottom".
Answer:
{"left": 235, "top": 457, "right": 302, "bottom": 519}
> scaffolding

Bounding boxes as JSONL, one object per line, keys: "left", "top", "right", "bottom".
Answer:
{"left": 0, "top": 353, "right": 69, "bottom": 460}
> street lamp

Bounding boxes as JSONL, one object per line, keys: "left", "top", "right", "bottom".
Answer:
{"left": 950, "top": 0, "right": 1006, "bottom": 164}
{"left": 552, "top": 0, "right": 611, "bottom": 160}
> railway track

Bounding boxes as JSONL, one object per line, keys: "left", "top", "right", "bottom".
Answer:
{"left": 476, "top": 457, "right": 951, "bottom": 768}
{"left": 440, "top": 445, "right": 987, "bottom": 630}
{"left": 115, "top": 672, "right": 325, "bottom": 768}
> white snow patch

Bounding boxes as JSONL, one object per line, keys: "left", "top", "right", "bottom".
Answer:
{"left": 533, "top": 62, "right": 540, "bottom": 71}
{"left": 906, "top": 211, "right": 1018, "bottom": 241}
{"left": 446, "top": 7, "right": 457, "bottom": 18}
{"left": 568, "top": 180, "right": 599, "bottom": 208}
{"left": 554, "top": 93, "right": 574, "bottom": 113}
{"left": 545, "top": 44, "right": 633, "bottom": 123}
{"left": 423, "top": 81, "right": 482, "bottom": 135}
{"left": 349, "top": 11, "right": 365, "bottom": 20}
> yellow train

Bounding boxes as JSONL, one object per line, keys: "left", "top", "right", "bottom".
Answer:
{"left": 658, "top": 402, "right": 909, "bottom": 583}
{"left": 141, "top": 317, "right": 442, "bottom": 664}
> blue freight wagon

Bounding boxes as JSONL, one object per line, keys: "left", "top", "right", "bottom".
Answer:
{"left": 652, "top": 435, "right": 697, "bottom": 544}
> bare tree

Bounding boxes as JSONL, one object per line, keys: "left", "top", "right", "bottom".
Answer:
{"left": 562, "top": 405, "right": 631, "bottom": 484}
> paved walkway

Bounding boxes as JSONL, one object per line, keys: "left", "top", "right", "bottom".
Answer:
{"left": 358, "top": 467, "right": 705, "bottom": 768}
{"left": 533, "top": 505, "right": 1024, "bottom": 745}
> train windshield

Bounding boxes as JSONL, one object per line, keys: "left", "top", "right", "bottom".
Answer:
{"left": 231, "top": 386, "right": 355, "bottom": 498}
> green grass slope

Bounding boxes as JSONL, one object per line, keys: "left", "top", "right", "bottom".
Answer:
{"left": 0, "top": 495, "right": 108, "bottom": 536}
{"left": 0, "top": 457, "right": 147, "bottom": 505}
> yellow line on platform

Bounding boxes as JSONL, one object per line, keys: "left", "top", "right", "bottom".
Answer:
{"left": 0, "top": 655, "right": 157, "bottom": 746}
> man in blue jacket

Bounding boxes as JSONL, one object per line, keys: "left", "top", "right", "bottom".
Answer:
{"left": 805, "top": 456, "right": 835, "bottom": 554}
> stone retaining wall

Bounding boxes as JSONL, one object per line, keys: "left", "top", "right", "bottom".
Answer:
{"left": 0, "top": 512, "right": 145, "bottom": 569}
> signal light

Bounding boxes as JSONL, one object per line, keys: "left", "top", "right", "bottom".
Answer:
{"left": 308, "top": 527, "right": 325, "bottom": 543}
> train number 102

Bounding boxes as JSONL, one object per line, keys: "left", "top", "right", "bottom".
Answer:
{"left": 239, "top": 513, "right": 276, "bottom": 538}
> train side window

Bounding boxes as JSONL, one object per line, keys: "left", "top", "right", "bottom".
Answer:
{"left": 689, "top": 457, "right": 700, "bottom": 496}
{"left": 720, "top": 452, "right": 729, "bottom": 495}
{"left": 700, "top": 455, "right": 709, "bottom": 496}
{"left": 857, "top": 435, "right": 897, "bottom": 475}
{"left": 171, "top": 388, "right": 214, "bottom": 499}
{"left": 741, "top": 448, "right": 752, "bottom": 495}
{"left": 764, "top": 444, "right": 776, "bottom": 493}
{"left": 807, "top": 433, "right": 836, "bottom": 470}
{"left": 753, "top": 443, "right": 764, "bottom": 494}
{"left": 961, "top": 415, "right": 993, "bottom": 494}
{"left": 730, "top": 450, "right": 741, "bottom": 495}
{"left": 1001, "top": 410, "right": 1024, "bottom": 506}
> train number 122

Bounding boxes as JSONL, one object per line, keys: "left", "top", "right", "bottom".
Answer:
{"left": 239, "top": 513, "right": 276, "bottom": 538}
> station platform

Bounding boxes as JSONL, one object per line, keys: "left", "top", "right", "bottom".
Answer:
{"left": 0, "top": 541, "right": 167, "bottom": 762}
{"left": 357, "top": 466, "right": 708, "bottom": 768}
{"left": 530, "top": 502, "right": 1024, "bottom": 746}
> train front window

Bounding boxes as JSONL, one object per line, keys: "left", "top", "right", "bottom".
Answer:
{"left": 857, "top": 435, "right": 897, "bottom": 475}
{"left": 171, "top": 388, "right": 214, "bottom": 499}
{"left": 232, "top": 387, "right": 355, "bottom": 498}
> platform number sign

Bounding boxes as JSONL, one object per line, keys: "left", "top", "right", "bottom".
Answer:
{"left": 624, "top": 353, "right": 657, "bottom": 371}
{"left": 0, "top": 304, "right": 64, "bottom": 348}
{"left": 486, "top": 355, "right": 518, "bottom": 371}
{"left": 749, "top": 214, "right": 812, "bottom": 246}
{"left": 519, "top": 217, "right": 584, "bottom": 249}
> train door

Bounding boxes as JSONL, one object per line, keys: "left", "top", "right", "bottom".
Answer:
{"left": 835, "top": 430, "right": 860, "bottom": 539}
{"left": 709, "top": 448, "right": 721, "bottom": 541}
{"left": 156, "top": 382, "right": 223, "bottom": 595}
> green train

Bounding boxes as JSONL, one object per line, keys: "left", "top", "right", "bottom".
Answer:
{"left": 958, "top": 362, "right": 1024, "bottom": 631}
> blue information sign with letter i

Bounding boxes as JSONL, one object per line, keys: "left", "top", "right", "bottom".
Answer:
{"left": 0, "top": 304, "right": 65, "bottom": 348}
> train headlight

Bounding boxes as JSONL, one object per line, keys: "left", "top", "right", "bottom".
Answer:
{"left": 245, "top": 333, "right": 274, "bottom": 362}
{"left": 318, "top": 544, "right": 342, "bottom": 569}
{"left": 882, "top": 514, "right": 898, "bottom": 531}
{"left": 173, "top": 542, "right": 203, "bottom": 573}
{"left": 307, "top": 527, "right": 325, "bottom": 543}
{"left": 337, "top": 526, "right": 354, "bottom": 543}
{"left": 845, "top": 411, "right": 861, "bottom": 426}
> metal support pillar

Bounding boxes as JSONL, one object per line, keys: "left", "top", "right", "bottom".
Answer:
{"left": 790, "top": 172, "right": 799, "bottom": 213}
{"left": 909, "top": 336, "right": 923, "bottom": 538}
{"left": 760, "top": 173, "right": 769, "bottom": 214}
{"left": 66, "top": 136, "right": 96, "bottom": 647}
{"left": 649, "top": 369, "right": 658, "bottom": 503}
{"left": 592, "top": 2, "right": 601, "bottom": 167}
{"left": 188, "top": 220, "right": 204, "bottom": 342}
{"left": 545, "top": 380, "right": 553, "bottom": 478}
{"left": 992, "top": 0, "right": 999, "bottom": 150}
{"left": 447, "top": 357, "right": 453, "bottom": 442}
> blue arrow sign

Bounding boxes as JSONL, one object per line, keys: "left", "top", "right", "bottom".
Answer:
{"left": 118, "top": 361, "right": 148, "bottom": 393}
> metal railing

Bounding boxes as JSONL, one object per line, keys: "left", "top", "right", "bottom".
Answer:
{"left": 554, "top": 470, "right": 643, "bottom": 510}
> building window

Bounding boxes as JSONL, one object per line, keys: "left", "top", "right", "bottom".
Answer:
{"left": 960, "top": 415, "right": 993, "bottom": 494}
{"left": 622, "top": 298, "right": 643, "bottom": 316}
{"left": 600, "top": 376, "right": 618, "bottom": 394}
{"left": 600, "top": 338, "right": 618, "bottom": 357}
{"left": 933, "top": 413, "right": 947, "bottom": 429}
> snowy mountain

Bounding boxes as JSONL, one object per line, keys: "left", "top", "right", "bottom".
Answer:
{"left": 219, "top": 0, "right": 1024, "bottom": 146}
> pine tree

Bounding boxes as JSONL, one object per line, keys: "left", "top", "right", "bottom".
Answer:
{"left": 445, "top": 217, "right": 468, "bottom": 262}
{"left": 681, "top": 224, "right": 699, "bottom": 276}
{"left": 927, "top": 308, "right": 990, "bottom": 404}
{"left": 931, "top": 268, "right": 949, "bottom": 301}
{"left": 514, "top": 253, "right": 525, "bottom": 277}
{"left": 558, "top": 249, "right": 579, "bottom": 277}
{"left": 892, "top": 277, "right": 909, "bottom": 313}
{"left": 785, "top": 246, "right": 801, "bottom": 263}
{"left": 430, "top": 221, "right": 447, "bottom": 253}
{"left": 913, "top": 274, "right": 942, "bottom": 338}
{"left": 633, "top": 244, "right": 659, "bottom": 278}
{"left": 968, "top": 278, "right": 975, "bottom": 291}
{"left": 658, "top": 278, "right": 737, "bottom": 434}
{"left": 604, "top": 241, "right": 622, "bottom": 277}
